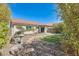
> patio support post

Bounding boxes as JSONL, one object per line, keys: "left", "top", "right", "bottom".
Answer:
{"left": 44, "top": 26, "right": 47, "bottom": 33}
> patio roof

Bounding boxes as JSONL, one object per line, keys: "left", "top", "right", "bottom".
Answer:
{"left": 11, "top": 19, "right": 52, "bottom": 27}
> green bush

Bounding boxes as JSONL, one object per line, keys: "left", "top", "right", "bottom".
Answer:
{"left": 0, "top": 4, "right": 10, "bottom": 48}
{"left": 0, "top": 21, "right": 9, "bottom": 48}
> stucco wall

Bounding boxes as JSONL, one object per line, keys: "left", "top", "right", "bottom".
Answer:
{"left": 11, "top": 25, "right": 39, "bottom": 35}
{"left": 11, "top": 25, "right": 51, "bottom": 36}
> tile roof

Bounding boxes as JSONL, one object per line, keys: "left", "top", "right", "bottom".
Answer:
{"left": 11, "top": 19, "right": 52, "bottom": 27}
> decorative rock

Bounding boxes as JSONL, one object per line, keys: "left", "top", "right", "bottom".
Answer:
{"left": 9, "top": 44, "right": 24, "bottom": 56}
{"left": 25, "top": 48, "right": 35, "bottom": 53}
{"left": 9, "top": 40, "right": 65, "bottom": 56}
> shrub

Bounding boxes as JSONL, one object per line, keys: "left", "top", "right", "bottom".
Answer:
{"left": 58, "top": 4, "right": 79, "bottom": 55}
{"left": 0, "top": 21, "right": 9, "bottom": 48}
{"left": 0, "top": 4, "right": 11, "bottom": 48}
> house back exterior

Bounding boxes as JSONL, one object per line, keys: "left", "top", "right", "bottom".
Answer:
{"left": 10, "top": 19, "right": 52, "bottom": 36}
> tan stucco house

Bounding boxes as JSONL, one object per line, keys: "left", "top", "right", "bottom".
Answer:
{"left": 10, "top": 19, "right": 52, "bottom": 36}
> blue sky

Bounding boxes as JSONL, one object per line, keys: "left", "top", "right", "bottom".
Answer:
{"left": 9, "top": 3, "right": 60, "bottom": 24}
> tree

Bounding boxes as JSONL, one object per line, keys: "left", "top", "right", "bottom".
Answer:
{"left": 52, "top": 23, "right": 63, "bottom": 33}
{"left": 58, "top": 4, "right": 79, "bottom": 55}
{"left": 0, "top": 4, "right": 11, "bottom": 48}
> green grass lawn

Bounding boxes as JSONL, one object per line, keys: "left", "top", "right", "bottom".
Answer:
{"left": 41, "top": 34, "right": 63, "bottom": 44}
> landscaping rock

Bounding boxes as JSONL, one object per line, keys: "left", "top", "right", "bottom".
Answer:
{"left": 9, "top": 40, "right": 65, "bottom": 56}
{"left": 9, "top": 44, "right": 24, "bottom": 56}
{"left": 0, "top": 52, "right": 2, "bottom": 56}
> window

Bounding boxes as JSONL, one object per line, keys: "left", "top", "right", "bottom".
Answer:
{"left": 26, "top": 26, "right": 32, "bottom": 31}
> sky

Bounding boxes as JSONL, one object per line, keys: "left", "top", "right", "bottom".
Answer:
{"left": 9, "top": 3, "right": 60, "bottom": 24}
